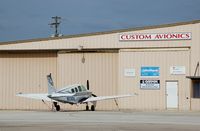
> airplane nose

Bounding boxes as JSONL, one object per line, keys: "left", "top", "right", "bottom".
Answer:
{"left": 47, "top": 94, "right": 52, "bottom": 98}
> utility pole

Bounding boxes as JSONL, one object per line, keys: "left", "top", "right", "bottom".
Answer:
{"left": 49, "top": 16, "right": 61, "bottom": 37}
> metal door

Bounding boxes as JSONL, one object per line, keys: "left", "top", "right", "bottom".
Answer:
{"left": 166, "top": 81, "right": 178, "bottom": 109}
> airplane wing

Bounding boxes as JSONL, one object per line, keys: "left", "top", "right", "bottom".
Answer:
{"left": 83, "top": 93, "right": 138, "bottom": 103}
{"left": 16, "top": 93, "right": 53, "bottom": 102}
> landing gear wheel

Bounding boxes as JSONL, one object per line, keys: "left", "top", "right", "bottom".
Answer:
{"left": 55, "top": 105, "right": 60, "bottom": 111}
{"left": 86, "top": 105, "right": 89, "bottom": 111}
{"left": 91, "top": 105, "right": 95, "bottom": 111}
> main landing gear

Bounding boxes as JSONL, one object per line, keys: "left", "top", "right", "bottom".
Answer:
{"left": 86, "top": 103, "right": 96, "bottom": 111}
{"left": 91, "top": 105, "right": 95, "bottom": 111}
{"left": 86, "top": 105, "right": 95, "bottom": 111}
{"left": 53, "top": 102, "right": 60, "bottom": 111}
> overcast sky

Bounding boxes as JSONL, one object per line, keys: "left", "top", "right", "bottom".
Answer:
{"left": 0, "top": 0, "right": 200, "bottom": 42}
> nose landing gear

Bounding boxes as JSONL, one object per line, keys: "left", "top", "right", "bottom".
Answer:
{"left": 86, "top": 105, "right": 89, "bottom": 111}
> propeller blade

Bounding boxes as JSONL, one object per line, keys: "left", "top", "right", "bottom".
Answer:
{"left": 86, "top": 80, "right": 96, "bottom": 97}
{"left": 92, "top": 94, "right": 97, "bottom": 97}
{"left": 87, "top": 80, "right": 89, "bottom": 90}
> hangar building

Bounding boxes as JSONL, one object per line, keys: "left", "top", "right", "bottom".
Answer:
{"left": 0, "top": 20, "right": 200, "bottom": 111}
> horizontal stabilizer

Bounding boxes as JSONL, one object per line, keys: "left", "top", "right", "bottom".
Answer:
{"left": 16, "top": 93, "right": 53, "bottom": 102}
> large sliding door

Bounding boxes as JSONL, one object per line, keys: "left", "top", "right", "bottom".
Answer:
{"left": 0, "top": 52, "right": 57, "bottom": 110}
{"left": 57, "top": 52, "right": 118, "bottom": 110}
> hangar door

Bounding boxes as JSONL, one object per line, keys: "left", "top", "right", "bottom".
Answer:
{"left": 57, "top": 52, "right": 118, "bottom": 110}
{"left": 0, "top": 52, "right": 57, "bottom": 110}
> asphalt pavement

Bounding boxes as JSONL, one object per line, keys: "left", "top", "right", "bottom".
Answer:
{"left": 0, "top": 110, "right": 200, "bottom": 131}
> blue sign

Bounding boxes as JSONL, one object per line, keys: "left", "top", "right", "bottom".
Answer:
{"left": 141, "top": 66, "right": 160, "bottom": 77}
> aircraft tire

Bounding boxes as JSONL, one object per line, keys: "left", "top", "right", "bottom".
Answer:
{"left": 91, "top": 105, "right": 95, "bottom": 111}
{"left": 56, "top": 105, "right": 60, "bottom": 111}
{"left": 86, "top": 105, "right": 89, "bottom": 111}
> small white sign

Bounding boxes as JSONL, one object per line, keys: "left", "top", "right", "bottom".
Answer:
{"left": 140, "top": 80, "right": 160, "bottom": 90}
{"left": 124, "top": 68, "right": 135, "bottom": 77}
{"left": 170, "top": 66, "right": 186, "bottom": 75}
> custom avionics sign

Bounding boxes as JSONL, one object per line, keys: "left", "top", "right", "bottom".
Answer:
{"left": 140, "top": 80, "right": 160, "bottom": 90}
{"left": 119, "top": 32, "right": 192, "bottom": 41}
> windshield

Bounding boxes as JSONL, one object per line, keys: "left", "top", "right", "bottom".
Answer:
{"left": 81, "top": 85, "right": 87, "bottom": 91}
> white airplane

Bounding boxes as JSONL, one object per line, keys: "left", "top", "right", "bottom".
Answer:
{"left": 17, "top": 73, "right": 138, "bottom": 111}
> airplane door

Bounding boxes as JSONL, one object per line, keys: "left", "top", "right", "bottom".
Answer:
{"left": 166, "top": 81, "right": 178, "bottom": 109}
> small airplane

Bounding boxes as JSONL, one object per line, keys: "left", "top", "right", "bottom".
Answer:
{"left": 17, "top": 73, "right": 138, "bottom": 111}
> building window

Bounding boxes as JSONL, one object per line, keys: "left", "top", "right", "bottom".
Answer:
{"left": 193, "top": 81, "right": 200, "bottom": 98}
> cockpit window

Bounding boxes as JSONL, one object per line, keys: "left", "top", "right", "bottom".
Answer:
{"left": 71, "top": 88, "right": 75, "bottom": 93}
{"left": 75, "top": 88, "right": 78, "bottom": 92}
{"left": 59, "top": 89, "right": 72, "bottom": 94}
{"left": 78, "top": 86, "right": 82, "bottom": 92}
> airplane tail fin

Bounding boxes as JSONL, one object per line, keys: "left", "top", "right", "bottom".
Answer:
{"left": 47, "top": 73, "right": 57, "bottom": 94}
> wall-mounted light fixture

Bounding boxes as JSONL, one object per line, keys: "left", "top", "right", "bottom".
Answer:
{"left": 77, "top": 45, "right": 85, "bottom": 63}
{"left": 81, "top": 53, "right": 85, "bottom": 63}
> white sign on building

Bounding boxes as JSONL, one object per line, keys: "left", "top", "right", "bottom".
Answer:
{"left": 124, "top": 68, "right": 135, "bottom": 77}
{"left": 170, "top": 66, "right": 186, "bottom": 75}
{"left": 140, "top": 80, "right": 160, "bottom": 90}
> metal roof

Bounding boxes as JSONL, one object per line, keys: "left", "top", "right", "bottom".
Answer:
{"left": 0, "top": 19, "right": 200, "bottom": 45}
{"left": 186, "top": 76, "right": 200, "bottom": 80}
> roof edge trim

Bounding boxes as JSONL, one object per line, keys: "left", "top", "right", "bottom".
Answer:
{"left": 0, "top": 19, "right": 200, "bottom": 45}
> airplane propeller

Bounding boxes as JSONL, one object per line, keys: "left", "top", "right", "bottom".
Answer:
{"left": 87, "top": 80, "right": 97, "bottom": 97}
{"left": 87, "top": 80, "right": 89, "bottom": 90}
{"left": 92, "top": 94, "right": 97, "bottom": 97}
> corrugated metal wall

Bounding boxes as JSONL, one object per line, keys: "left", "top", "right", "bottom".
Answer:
{"left": 190, "top": 23, "right": 200, "bottom": 111}
{"left": 0, "top": 21, "right": 199, "bottom": 111}
{"left": 57, "top": 52, "right": 118, "bottom": 110}
{"left": 0, "top": 52, "right": 57, "bottom": 110}
{"left": 118, "top": 49, "right": 190, "bottom": 111}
